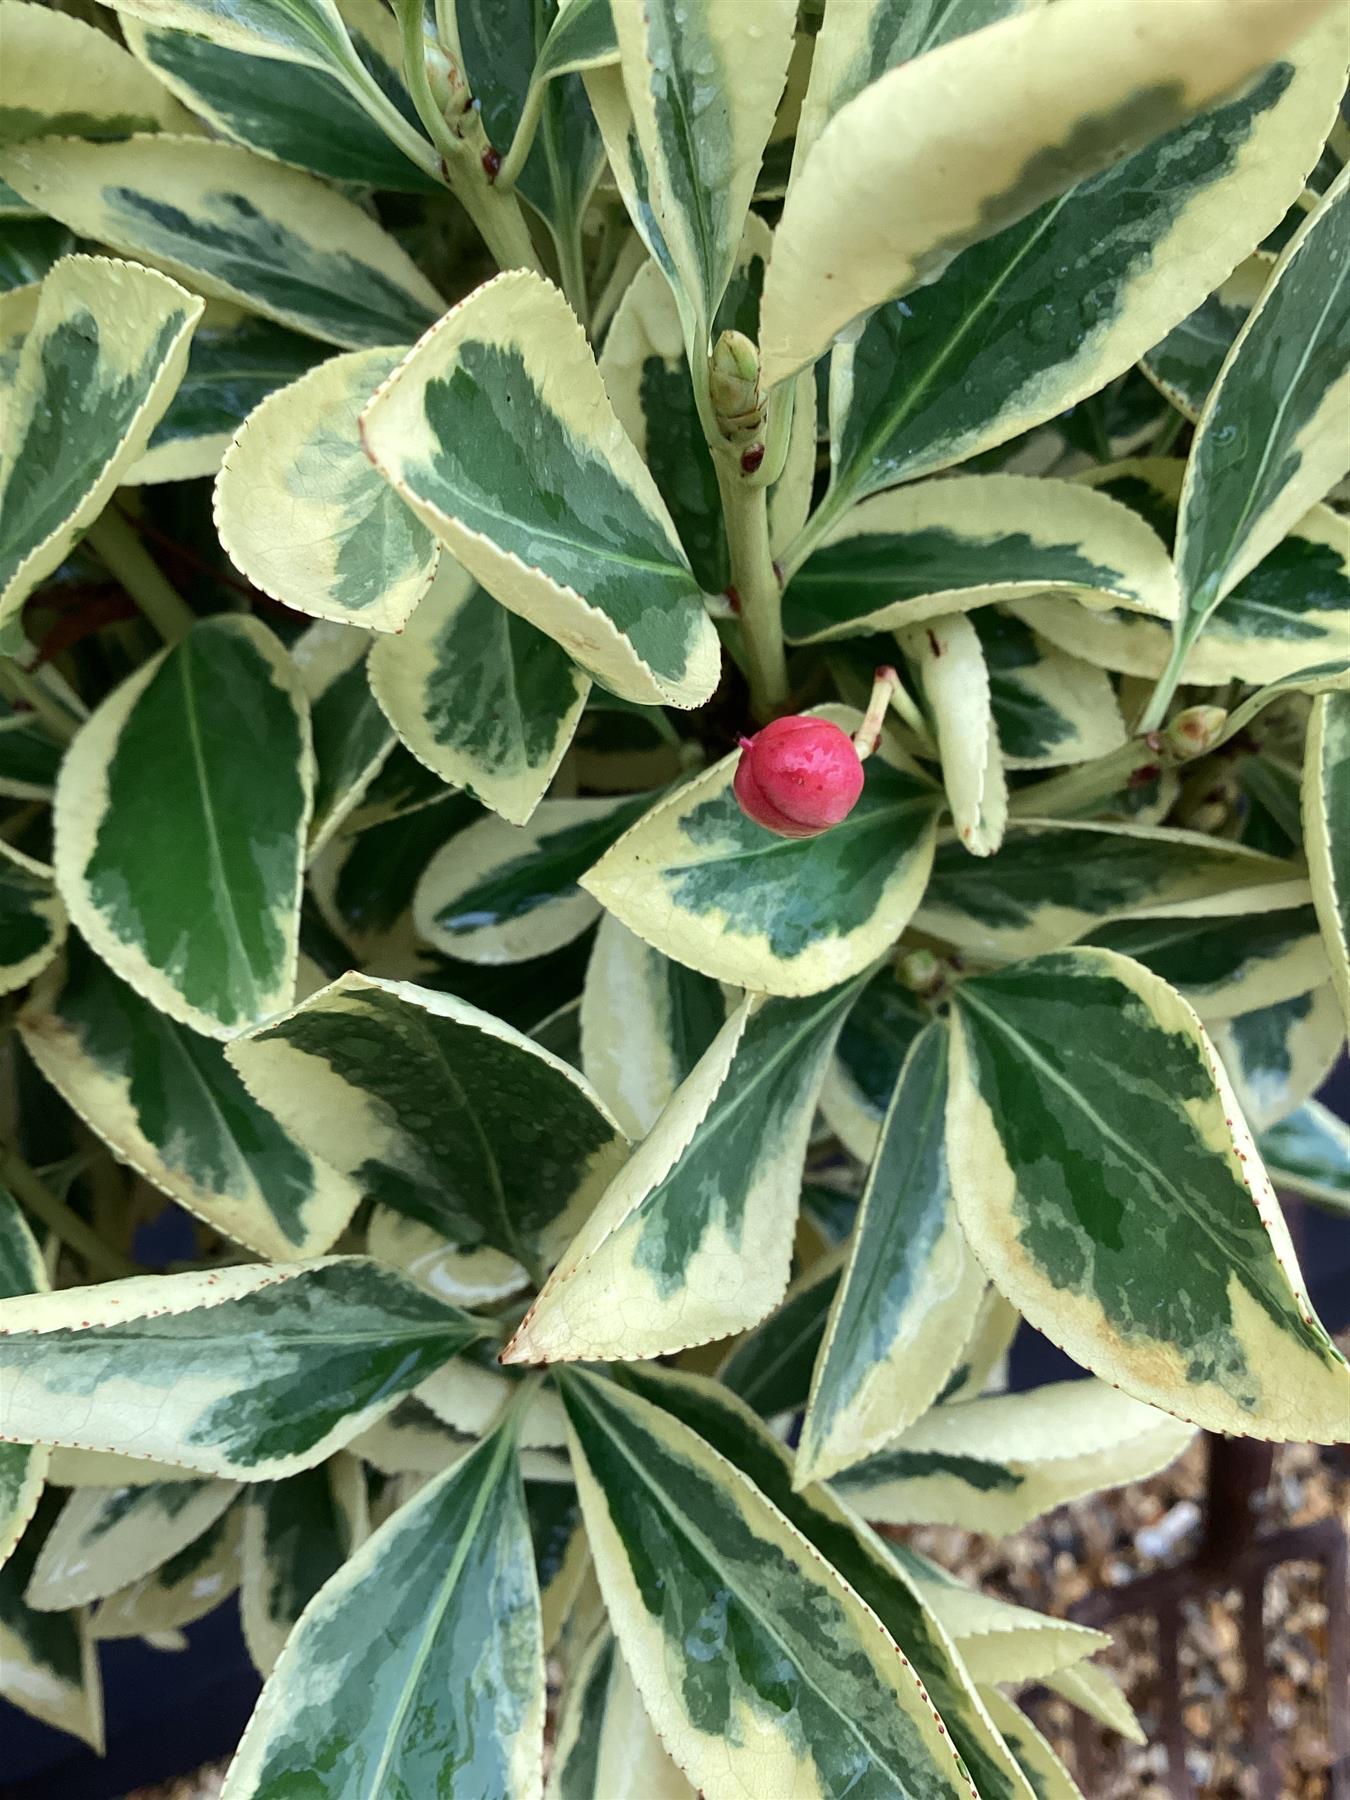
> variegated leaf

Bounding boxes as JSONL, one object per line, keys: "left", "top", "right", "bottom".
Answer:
{"left": 792, "top": 0, "right": 1029, "bottom": 179}
{"left": 947, "top": 948, "right": 1350, "bottom": 1438}
{"left": 820, "top": 965, "right": 930, "bottom": 1161}
{"left": 813, "top": 23, "right": 1341, "bottom": 519}
{"left": 126, "top": 311, "right": 325, "bottom": 486}
{"left": 458, "top": 0, "right": 606, "bottom": 260}
{"left": 599, "top": 219, "right": 812, "bottom": 587}
{"left": 584, "top": 708, "right": 942, "bottom": 996}
{"left": 1260, "top": 1100, "right": 1350, "bottom": 1215}
{"left": 940, "top": 1287, "right": 1021, "bottom": 1405}
{"left": 0, "top": 696, "right": 62, "bottom": 799}
{"left": 531, "top": 0, "right": 619, "bottom": 79}
{"left": 1176, "top": 166, "right": 1350, "bottom": 652}
{"left": 25, "top": 1478, "right": 237, "bottom": 1611}
{"left": 593, "top": 264, "right": 701, "bottom": 455}
{"left": 351, "top": 1399, "right": 573, "bottom": 1488}
{"left": 215, "top": 345, "right": 439, "bottom": 632}
{"left": 416, "top": 1347, "right": 567, "bottom": 1452}
{"left": 1218, "top": 658, "right": 1350, "bottom": 746}
{"left": 53, "top": 615, "right": 311, "bottom": 1039}
{"left": 226, "top": 972, "right": 628, "bottom": 1278}
{"left": 0, "top": 1258, "right": 485, "bottom": 1479}
{"left": 0, "top": 1493, "right": 103, "bottom": 1748}
{"left": 0, "top": 254, "right": 201, "bottom": 630}
{"left": 835, "top": 1379, "right": 1194, "bottom": 1534}
{"left": 1305, "top": 690, "right": 1350, "bottom": 1027}
{"left": 617, "top": 1363, "right": 1034, "bottom": 1800}
{"left": 0, "top": 232, "right": 67, "bottom": 302}
{"left": 975, "top": 610, "right": 1126, "bottom": 770}
{"left": 798, "top": 1025, "right": 987, "bottom": 1487}
{"left": 0, "top": 176, "right": 34, "bottom": 217}
{"left": 91, "top": 1498, "right": 242, "bottom": 1639}
{"left": 347, "top": 1402, "right": 477, "bottom": 1480}
{"left": 579, "top": 913, "right": 726, "bottom": 1139}
{"left": 18, "top": 939, "right": 361, "bottom": 1261}
{"left": 609, "top": 0, "right": 794, "bottom": 335}
{"left": 369, "top": 556, "right": 590, "bottom": 828}
{"left": 1043, "top": 1660, "right": 1144, "bottom": 1745}
{"left": 1027, "top": 496, "right": 1350, "bottom": 686}
{"left": 0, "top": 135, "right": 443, "bottom": 349}
{"left": 898, "top": 1558, "right": 1105, "bottom": 1685}
{"left": 46, "top": 1448, "right": 199, "bottom": 1489}
{"left": 1140, "top": 256, "right": 1268, "bottom": 422}
{"left": 307, "top": 788, "right": 478, "bottom": 969}
{"left": 507, "top": 977, "right": 866, "bottom": 1365}
{"left": 360, "top": 270, "right": 720, "bottom": 708}
{"left": 781, "top": 474, "right": 1178, "bottom": 641}
{"left": 0, "top": 267, "right": 42, "bottom": 360}
{"left": 240, "top": 1462, "right": 363, "bottom": 1676}
{"left": 413, "top": 793, "right": 652, "bottom": 964}
{"left": 718, "top": 1249, "right": 843, "bottom": 1421}
{"left": 979, "top": 1688, "right": 1087, "bottom": 1800}
{"left": 367, "top": 1204, "right": 528, "bottom": 1309}
{"left": 291, "top": 622, "right": 394, "bottom": 857}
{"left": 528, "top": 1483, "right": 587, "bottom": 1655}
{"left": 1080, "top": 907, "right": 1330, "bottom": 1022}
{"left": 222, "top": 1415, "right": 545, "bottom": 1800}
{"left": 107, "top": 0, "right": 359, "bottom": 74}
{"left": 0, "top": 0, "right": 199, "bottom": 143}
{"left": 559, "top": 1368, "right": 978, "bottom": 1800}
{"left": 917, "top": 823, "right": 1310, "bottom": 961}
{"left": 901, "top": 613, "right": 1008, "bottom": 857}
{"left": 0, "top": 1189, "right": 48, "bottom": 1574}
{"left": 548, "top": 1627, "right": 693, "bottom": 1800}
{"left": 0, "top": 840, "right": 63, "bottom": 995}
{"left": 1210, "top": 985, "right": 1344, "bottom": 1134}
{"left": 759, "top": 0, "right": 1333, "bottom": 386}
{"left": 120, "top": 11, "right": 439, "bottom": 193}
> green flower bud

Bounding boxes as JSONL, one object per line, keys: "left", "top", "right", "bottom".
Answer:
{"left": 1163, "top": 704, "right": 1229, "bottom": 762}
{"left": 896, "top": 948, "right": 943, "bottom": 998}
{"left": 709, "top": 329, "right": 763, "bottom": 441}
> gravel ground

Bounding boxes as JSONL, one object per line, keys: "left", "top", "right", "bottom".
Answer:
{"left": 902, "top": 1437, "right": 1349, "bottom": 1798}
{"left": 125, "top": 1441, "right": 1348, "bottom": 1800}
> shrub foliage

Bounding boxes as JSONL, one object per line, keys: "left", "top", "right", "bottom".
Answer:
{"left": 0, "top": 0, "right": 1347, "bottom": 1792}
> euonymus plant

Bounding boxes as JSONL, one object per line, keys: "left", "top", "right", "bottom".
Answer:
{"left": 0, "top": 0, "right": 1347, "bottom": 1791}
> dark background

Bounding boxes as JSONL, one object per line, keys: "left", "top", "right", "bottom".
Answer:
{"left": 4, "top": 1056, "right": 1348, "bottom": 1799}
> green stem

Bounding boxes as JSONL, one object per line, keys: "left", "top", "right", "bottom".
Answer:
{"left": 495, "top": 75, "right": 547, "bottom": 192}
{"left": 0, "top": 1143, "right": 139, "bottom": 1280}
{"left": 433, "top": 0, "right": 462, "bottom": 62}
{"left": 1137, "top": 632, "right": 1192, "bottom": 734}
{"left": 87, "top": 509, "right": 196, "bottom": 643}
{"left": 1009, "top": 737, "right": 1163, "bottom": 819}
{"left": 0, "top": 659, "right": 79, "bottom": 743}
{"left": 715, "top": 456, "right": 788, "bottom": 719}
{"left": 779, "top": 478, "right": 848, "bottom": 582}
{"left": 333, "top": 42, "right": 443, "bottom": 181}
{"left": 394, "top": 0, "right": 541, "bottom": 272}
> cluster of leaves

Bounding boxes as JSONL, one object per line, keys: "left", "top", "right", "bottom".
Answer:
{"left": 0, "top": 0, "right": 1348, "bottom": 1793}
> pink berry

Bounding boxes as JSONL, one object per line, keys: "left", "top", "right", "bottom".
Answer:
{"left": 733, "top": 716, "right": 864, "bottom": 839}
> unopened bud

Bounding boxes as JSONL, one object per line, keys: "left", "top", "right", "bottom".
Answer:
{"left": 710, "top": 329, "right": 764, "bottom": 443}
{"left": 1164, "top": 705, "right": 1228, "bottom": 762}
{"left": 734, "top": 716, "right": 864, "bottom": 839}
{"left": 896, "top": 949, "right": 943, "bottom": 998}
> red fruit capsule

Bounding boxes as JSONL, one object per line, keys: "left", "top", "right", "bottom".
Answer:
{"left": 733, "top": 716, "right": 865, "bottom": 839}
